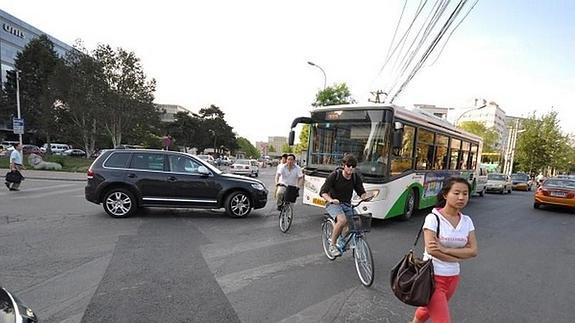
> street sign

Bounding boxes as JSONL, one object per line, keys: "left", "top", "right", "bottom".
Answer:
{"left": 12, "top": 118, "right": 24, "bottom": 135}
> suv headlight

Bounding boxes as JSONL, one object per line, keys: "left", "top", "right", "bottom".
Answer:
{"left": 251, "top": 183, "right": 265, "bottom": 191}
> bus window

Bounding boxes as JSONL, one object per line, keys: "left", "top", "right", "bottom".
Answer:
{"left": 433, "top": 134, "right": 449, "bottom": 170}
{"left": 460, "top": 141, "right": 471, "bottom": 169}
{"left": 416, "top": 129, "right": 435, "bottom": 170}
{"left": 449, "top": 138, "right": 461, "bottom": 169}
{"left": 469, "top": 144, "right": 478, "bottom": 169}
{"left": 391, "top": 125, "right": 415, "bottom": 175}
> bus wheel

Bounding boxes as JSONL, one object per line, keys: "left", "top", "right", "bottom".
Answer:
{"left": 400, "top": 189, "right": 417, "bottom": 221}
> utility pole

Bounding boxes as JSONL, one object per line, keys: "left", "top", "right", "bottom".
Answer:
{"left": 15, "top": 70, "right": 22, "bottom": 145}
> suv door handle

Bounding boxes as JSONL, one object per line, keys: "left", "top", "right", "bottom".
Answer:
{"left": 168, "top": 176, "right": 177, "bottom": 182}
{"left": 127, "top": 173, "right": 136, "bottom": 178}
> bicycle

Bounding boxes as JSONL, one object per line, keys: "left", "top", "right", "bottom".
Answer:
{"left": 278, "top": 184, "right": 299, "bottom": 233}
{"left": 321, "top": 199, "right": 374, "bottom": 287}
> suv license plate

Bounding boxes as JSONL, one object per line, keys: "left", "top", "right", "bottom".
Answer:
{"left": 550, "top": 191, "right": 566, "bottom": 197}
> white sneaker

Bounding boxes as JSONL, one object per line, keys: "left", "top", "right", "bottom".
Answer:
{"left": 329, "top": 244, "right": 341, "bottom": 257}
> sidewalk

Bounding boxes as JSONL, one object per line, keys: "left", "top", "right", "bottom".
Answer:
{"left": 0, "top": 169, "right": 86, "bottom": 182}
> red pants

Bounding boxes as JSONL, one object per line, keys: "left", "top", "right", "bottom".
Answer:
{"left": 414, "top": 275, "right": 460, "bottom": 323}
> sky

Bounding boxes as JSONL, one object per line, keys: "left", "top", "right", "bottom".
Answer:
{"left": 3, "top": 0, "right": 574, "bottom": 144}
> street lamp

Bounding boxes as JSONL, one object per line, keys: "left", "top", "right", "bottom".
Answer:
{"left": 307, "top": 61, "right": 327, "bottom": 89}
{"left": 454, "top": 103, "right": 487, "bottom": 126}
{"left": 15, "top": 70, "right": 22, "bottom": 145}
{"left": 208, "top": 129, "right": 217, "bottom": 154}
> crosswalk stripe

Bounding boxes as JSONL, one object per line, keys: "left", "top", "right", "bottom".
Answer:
{"left": 0, "top": 183, "right": 79, "bottom": 197}
{"left": 202, "top": 229, "right": 320, "bottom": 262}
{"left": 216, "top": 253, "right": 325, "bottom": 294}
{"left": 11, "top": 187, "right": 83, "bottom": 200}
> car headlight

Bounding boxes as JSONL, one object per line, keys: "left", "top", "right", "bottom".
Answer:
{"left": 251, "top": 183, "right": 265, "bottom": 191}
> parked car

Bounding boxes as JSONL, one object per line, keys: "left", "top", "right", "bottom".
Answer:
{"left": 196, "top": 154, "right": 216, "bottom": 165}
{"left": 63, "top": 148, "right": 87, "bottom": 157}
{"left": 22, "top": 144, "right": 43, "bottom": 155}
{"left": 534, "top": 178, "right": 575, "bottom": 210}
{"left": 486, "top": 173, "right": 513, "bottom": 194}
{"left": 473, "top": 166, "right": 488, "bottom": 196}
{"left": 219, "top": 155, "right": 232, "bottom": 166}
{"left": 511, "top": 173, "right": 533, "bottom": 191}
{"left": 0, "top": 286, "right": 38, "bottom": 322}
{"left": 229, "top": 159, "right": 259, "bottom": 177}
{"left": 85, "top": 149, "right": 268, "bottom": 218}
{"left": 41, "top": 143, "right": 70, "bottom": 154}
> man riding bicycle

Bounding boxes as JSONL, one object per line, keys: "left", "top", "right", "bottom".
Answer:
{"left": 320, "top": 154, "right": 373, "bottom": 257}
{"left": 275, "top": 153, "right": 304, "bottom": 210}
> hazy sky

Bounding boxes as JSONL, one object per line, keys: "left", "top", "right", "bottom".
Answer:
{"left": 3, "top": 0, "right": 574, "bottom": 144}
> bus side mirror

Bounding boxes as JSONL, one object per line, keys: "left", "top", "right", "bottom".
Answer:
{"left": 392, "top": 128, "right": 403, "bottom": 150}
{"left": 288, "top": 130, "right": 295, "bottom": 146}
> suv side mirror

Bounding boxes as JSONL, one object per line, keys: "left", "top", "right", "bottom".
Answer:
{"left": 197, "top": 166, "right": 210, "bottom": 176}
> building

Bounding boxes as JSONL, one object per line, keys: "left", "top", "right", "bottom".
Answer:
{"left": 256, "top": 141, "right": 269, "bottom": 157}
{"left": 456, "top": 100, "right": 507, "bottom": 136}
{"left": 0, "top": 9, "right": 73, "bottom": 85}
{"left": 414, "top": 104, "right": 451, "bottom": 120}
{"left": 155, "top": 104, "right": 189, "bottom": 122}
{"left": 268, "top": 136, "right": 287, "bottom": 155}
{"left": 0, "top": 9, "right": 74, "bottom": 138}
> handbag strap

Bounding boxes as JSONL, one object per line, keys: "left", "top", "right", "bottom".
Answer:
{"left": 412, "top": 213, "right": 440, "bottom": 248}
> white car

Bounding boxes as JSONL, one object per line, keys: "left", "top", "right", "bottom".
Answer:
{"left": 63, "top": 148, "right": 86, "bottom": 157}
{"left": 41, "top": 143, "right": 70, "bottom": 154}
{"left": 230, "top": 159, "right": 259, "bottom": 177}
{"left": 196, "top": 154, "right": 215, "bottom": 165}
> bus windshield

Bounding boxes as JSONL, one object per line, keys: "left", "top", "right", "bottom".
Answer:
{"left": 307, "top": 109, "right": 391, "bottom": 177}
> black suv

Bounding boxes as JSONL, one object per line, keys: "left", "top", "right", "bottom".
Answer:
{"left": 85, "top": 149, "right": 268, "bottom": 218}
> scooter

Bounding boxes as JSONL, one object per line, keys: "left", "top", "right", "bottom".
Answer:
{"left": 0, "top": 286, "right": 38, "bottom": 323}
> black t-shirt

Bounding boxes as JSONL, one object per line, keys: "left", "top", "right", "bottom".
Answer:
{"left": 319, "top": 170, "right": 366, "bottom": 204}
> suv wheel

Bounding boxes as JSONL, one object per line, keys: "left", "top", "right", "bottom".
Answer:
{"left": 225, "top": 191, "right": 252, "bottom": 217}
{"left": 103, "top": 188, "right": 137, "bottom": 218}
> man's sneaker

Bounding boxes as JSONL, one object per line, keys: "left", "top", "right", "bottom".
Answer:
{"left": 329, "top": 244, "right": 341, "bottom": 257}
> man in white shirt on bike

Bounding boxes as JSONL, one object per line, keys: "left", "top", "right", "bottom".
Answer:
{"left": 275, "top": 154, "right": 304, "bottom": 210}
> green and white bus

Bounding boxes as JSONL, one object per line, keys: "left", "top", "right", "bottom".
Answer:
{"left": 288, "top": 104, "right": 483, "bottom": 220}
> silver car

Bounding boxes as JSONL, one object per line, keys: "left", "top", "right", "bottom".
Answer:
{"left": 230, "top": 159, "right": 259, "bottom": 177}
{"left": 486, "top": 173, "right": 513, "bottom": 194}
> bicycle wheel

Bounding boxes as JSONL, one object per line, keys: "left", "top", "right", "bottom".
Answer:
{"left": 321, "top": 219, "right": 336, "bottom": 260}
{"left": 353, "top": 237, "right": 374, "bottom": 287}
{"left": 279, "top": 203, "right": 293, "bottom": 233}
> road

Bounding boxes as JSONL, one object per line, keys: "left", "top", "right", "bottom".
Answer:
{"left": 0, "top": 168, "right": 574, "bottom": 322}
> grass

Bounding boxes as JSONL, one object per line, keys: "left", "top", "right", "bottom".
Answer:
{"left": 0, "top": 154, "right": 94, "bottom": 172}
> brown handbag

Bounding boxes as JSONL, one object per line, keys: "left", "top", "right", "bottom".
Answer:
{"left": 390, "top": 214, "right": 439, "bottom": 306}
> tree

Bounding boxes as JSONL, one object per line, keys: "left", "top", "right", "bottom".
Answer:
{"left": 515, "top": 111, "right": 567, "bottom": 175}
{"left": 268, "top": 145, "right": 276, "bottom": 153}
{"left": 294, "top": 124, "right": 310, "bottom": 154}
{"left": 56, "top": 41, "right": 108, "bottom": 157}
{"left": 281, "top": 143, "right": 293, "bottom": 153}
{"left": 312, "top": 83, "right": 356, "bottom": 107}
{"left": 93, "top": 45, "right": 158, "bottom": 147}
{"left": 236, "top": 137, "right": 260, "bottom": 159}
{"left": 197, "top": 105, "right": 237, "bottom": 153}
{"left": 5, "top": 35, "right": 64, "bottom": 146}
{"left": 458, "top": 121, "right": 500, "bottom": 153}
{"left": 166, "top": 111, "right": 201, "bottom": 152}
